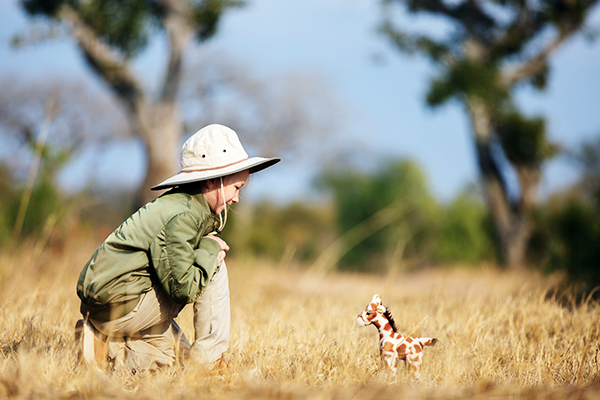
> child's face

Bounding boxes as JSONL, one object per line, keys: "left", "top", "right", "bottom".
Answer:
{"left": 204, "top": 170, "right": 250, "bottom": 215}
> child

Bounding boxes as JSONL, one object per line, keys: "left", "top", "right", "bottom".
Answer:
{"left": 75, "top": 124, "right": 280, "bottom": 372}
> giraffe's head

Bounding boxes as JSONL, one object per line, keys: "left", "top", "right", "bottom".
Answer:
{"left": 356, "top": 294, "right": 386, "bottom": 327}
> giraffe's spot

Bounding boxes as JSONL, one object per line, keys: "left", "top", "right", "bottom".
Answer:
{"left": 398, "top": 343, "right": 407, "bottom": 355}
{"left": 409, "top": 354, "right": 421, "bottom": 363}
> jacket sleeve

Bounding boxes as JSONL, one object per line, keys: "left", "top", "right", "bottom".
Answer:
{"left": 150, "top": 212, "right": 222, "bottom": 304}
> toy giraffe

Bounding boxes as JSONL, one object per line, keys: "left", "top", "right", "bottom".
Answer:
{"left": 356, "top": 294, "right": 437, "bottom": 382}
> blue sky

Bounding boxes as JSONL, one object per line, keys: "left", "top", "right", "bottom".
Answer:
{"left": 1, "top": 0, "right": 599, "bottom": 204}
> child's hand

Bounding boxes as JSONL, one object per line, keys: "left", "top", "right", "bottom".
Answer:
{"left": 205, "top": 234, "right": 230, "bottom": 264}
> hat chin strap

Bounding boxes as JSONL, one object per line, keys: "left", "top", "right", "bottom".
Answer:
{"left": 216, "top": 177, "right": 228, "bottom": 234}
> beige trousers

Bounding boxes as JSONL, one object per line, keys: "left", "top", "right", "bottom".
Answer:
{"left": 88, "top": 262, "right": 230, "bottom": 372}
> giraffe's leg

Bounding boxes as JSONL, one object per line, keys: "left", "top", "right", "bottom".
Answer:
{"left": 381, "top": 351, "right": 397, "bottom": 374}
{"left": 391, "top": 353, "right": 399, "bottom": 375}
{"left": 407, "top": 353, "right": 423, "bottom": 382}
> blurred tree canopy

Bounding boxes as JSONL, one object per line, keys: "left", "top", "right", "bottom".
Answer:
{"left": 379, "top": 0, "right": 598, "bottom": 269}
{"left": 19, "top": 0, "right": 246, "bottom": 206}
{"left": 434, "top": 188, "right": 496, "bottom": 265}
{"left": 0, "top": 164, "right": 18, "bottom": 243}
{"left": 529, "top": 137, "right": 600, "bottom": 295}
{"left": 318, "top": 159, "right": 439, "bottom": 272}
{"left": 316, "top": 159, "right": 495, "bottom": 272}
{"left": 219, "top": 201, "right": 336, "bottom": 266}
{"left": 0, "top": 161, "right": 67, "bottom": 245}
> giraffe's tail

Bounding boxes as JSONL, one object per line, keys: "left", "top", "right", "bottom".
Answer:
{"left": 418, "top": 337, "right": 438, "bottom": 347}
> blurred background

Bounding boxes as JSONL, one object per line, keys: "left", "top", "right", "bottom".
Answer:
{"left": 1, "top": 0, "right": 599, "bottom": 294}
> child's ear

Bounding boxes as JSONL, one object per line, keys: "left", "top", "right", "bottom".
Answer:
{"left": 205, "top": 178, "right": 217, "bottom": 189}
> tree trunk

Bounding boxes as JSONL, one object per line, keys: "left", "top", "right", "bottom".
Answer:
{"left": 61, "top": 1, "right": 193, "bottom": 209}
{"left": 134, "top": 101, "right": 182, "bottom": 206}
{"left": 132, "top": 1, "right": 193, "bottom": 207}
{"left": 467, "top": 98, "right": 531, "bottom": 269}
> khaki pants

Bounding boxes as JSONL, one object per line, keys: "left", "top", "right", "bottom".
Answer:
{"left": 87, "top": 262, "right": 230, "bottom": 372}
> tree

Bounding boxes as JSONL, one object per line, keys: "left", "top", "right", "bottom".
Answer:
{"left": 19, "top": 0, "right": 245, "bottom": 206}
{"left": 379, "top": 0, "right": 598, "bottom": 268}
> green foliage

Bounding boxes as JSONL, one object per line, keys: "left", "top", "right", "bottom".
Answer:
{"left": 15, "top": 180, "right": 63, "bottom": 237}
{"left": 0, "top": 136, "right": 75, "bottom": 245}
{"left": 543, "top": 0, "right": 591, "bottom": 29}
{"left": 529, "top": 63, "right": 550, "bottom": 90}
{"left": 20, "top": 0, "right": 246, "bottom": 57}
{"left": 0, "top": 165, "right": 17, "bottom": 245}
{"left": 496, "top": 110, "right": 559, "bottom": 167}
{"left": 221, "top": 201, "right": 335, "bottom": 264}
{"left": 21, "top": 0, "right": 152, "bottom": 57}
{"left": 191, "top": 0, "right": 245, "bottom": 42}
{"left": 21, "top": 0, "right": 73, "bottom": 17}
{"left": 434, "top": 189, "right": 496, "bottom": 265}
{"left": 426, "top": 60, "right": 508, "bottom": 109}
{"left": 578, "top": 136, "right": 600, "bottom": 204}
{"left": 0, "top": 165, "right": 65, "bottom": 245}
{"left": 318, "top": 159, "right": 442, "bottom": 272}
{"left": 378, "top": 21, "right": 452, "bottom": 63}
{"left": 79, "top": 0, "right": 154, "bottom": 57}
{"left": 529, "top": 194, "right": 600, "bottom": 294}
{"left": 528, "top": 138, "right": 600, "bottom": 295}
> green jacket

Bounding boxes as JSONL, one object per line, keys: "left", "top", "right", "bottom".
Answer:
{"left": 77, "top": 186, "right": 221, "bottom": 321}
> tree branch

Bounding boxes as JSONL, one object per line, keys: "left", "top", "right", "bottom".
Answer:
{"left": 380, "top": 20, "right": 456, "bottom": 66}
{"left": 405, "top": 0, "right": 495, "bottom": 37}
{"left": 58, "top": 5, "right": 146, "bottom": 119}
{"left": 493, "top": 0, "right": 538, "bottom": 56}
{"left": 501, "top": 28, "right": 571, "bottom": 87}
{"left": 501, "top": 0, "right": 600, "bottom": 87}
{"left": 157, "top": 0, "right": 195, "bottom": 104}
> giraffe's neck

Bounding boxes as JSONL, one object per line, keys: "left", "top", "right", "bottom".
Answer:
{"left": 373, "top": 315, "right": 403, "bottom": 341}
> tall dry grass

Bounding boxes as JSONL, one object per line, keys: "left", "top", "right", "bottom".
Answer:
{"left": 0, "top": 233, "right": 599, "bottom": 399}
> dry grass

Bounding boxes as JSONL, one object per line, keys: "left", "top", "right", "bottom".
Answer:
{"left": 1, "top": 234, "right": 599, "bottom": 399}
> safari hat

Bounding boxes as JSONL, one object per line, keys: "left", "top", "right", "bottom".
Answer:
{"left": 151, "top": 124, "right": 280, "bottom": 191}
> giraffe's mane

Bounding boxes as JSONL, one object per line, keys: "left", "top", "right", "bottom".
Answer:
{"left": 383, "top": 305, "right": 398, "bottom": 332}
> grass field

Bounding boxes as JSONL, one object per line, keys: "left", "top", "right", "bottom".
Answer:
{"left": 0, "top": 234, "right": 599, "bottom": 399}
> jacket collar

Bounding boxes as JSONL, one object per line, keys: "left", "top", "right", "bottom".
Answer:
{"left": 164, "top": 185, "right": 221, "bottom": 234}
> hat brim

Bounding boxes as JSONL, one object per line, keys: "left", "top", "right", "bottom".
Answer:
{"left": 150, "top": 157, "right": 281, "bottom": 191}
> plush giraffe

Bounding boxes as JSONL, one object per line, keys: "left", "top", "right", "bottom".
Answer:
{"left": 356, "top": 294, "right": 437, "bottom": 381}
